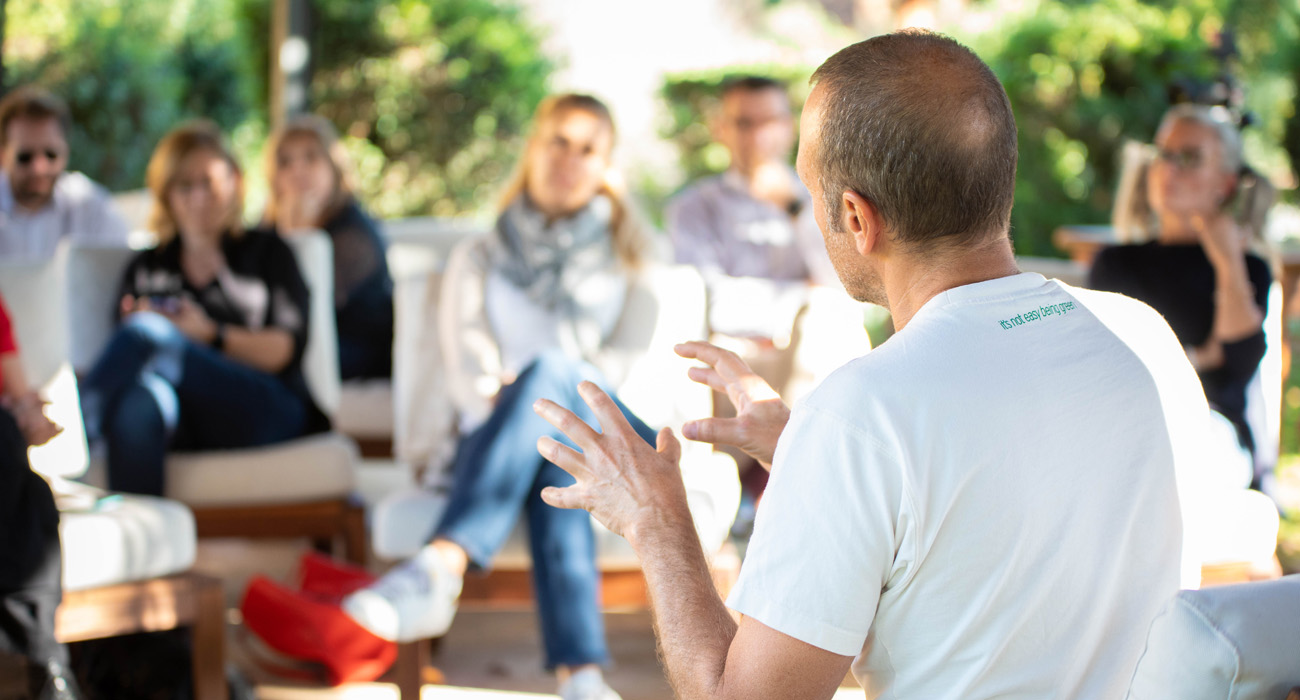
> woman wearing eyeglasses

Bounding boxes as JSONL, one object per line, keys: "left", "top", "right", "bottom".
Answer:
{"left": 79, "top": 121, "right": 328, "bottom": 497}
{"left": 1089, "top": 104, "right": 1276, "bottom": 495}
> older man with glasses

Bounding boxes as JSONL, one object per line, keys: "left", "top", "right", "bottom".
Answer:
{"left": 0, "top": 86, "right": 128, "bottom": 262}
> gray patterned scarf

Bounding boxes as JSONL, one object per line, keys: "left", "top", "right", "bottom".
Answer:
{"left": 489, "top": 194, "right": 623, "bottom": 356}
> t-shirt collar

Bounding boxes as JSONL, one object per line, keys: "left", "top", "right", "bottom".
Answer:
{"left": 914, "top": 271, "right": 1051, "bottom": 318}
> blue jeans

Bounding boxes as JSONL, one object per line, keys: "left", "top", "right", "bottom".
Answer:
{"left": 435, "top": 351, "right": 656, "bottom": 670}
{"left": 81, "top": 312, "right": 308, "bottom": 496}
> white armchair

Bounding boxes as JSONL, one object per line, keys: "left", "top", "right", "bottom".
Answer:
{"left": 1, "top": 247, "right": 226, "bottom": 699}
{"left": 64, "top": 232, "right": 365, "bottom": 563}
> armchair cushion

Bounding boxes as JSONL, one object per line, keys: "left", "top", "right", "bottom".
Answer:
{"left": 164, "top": 432, "right": 358, "bottom": 507}
{"left": 58, "top": 486, "right": 196, "bottom": 592}
{"left": 1126, "top": 575, "right": 1300, "bottom": 700}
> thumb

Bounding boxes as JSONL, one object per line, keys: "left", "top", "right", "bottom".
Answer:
{"left": 656, "top": 427, "right": 682, "bottom": 464}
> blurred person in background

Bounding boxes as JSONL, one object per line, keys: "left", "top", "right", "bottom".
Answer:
{"left": 0, "top": 86, "right": 128, "bottom": 263}
{"left": 666, "top": 76, "right": 867, "bottom": 529}
{"left": 0, "top": 290, "right": 81, "bottom": 700}
{"left": 1091, "top": 103, "right": 1275, "bottom": 495}
{"left": 337, "top": 93, "right": 652, "bottom": 700}
{"left": 78, "top": 121, "right": 327, "bottom": 497}
{"left": 263, "top": 115, "right": 393, "bottom": 380}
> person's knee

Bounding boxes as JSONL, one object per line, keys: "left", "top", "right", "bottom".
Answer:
{"left": 105, "top": 383, "right": 166, "bottom": 440}
{"left": 118, "top": 311, "right": 182, "bottom": 351}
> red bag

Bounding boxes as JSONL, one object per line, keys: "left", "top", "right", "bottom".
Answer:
{"left": 239, "top": 553, "right": 397, "bottom": 685}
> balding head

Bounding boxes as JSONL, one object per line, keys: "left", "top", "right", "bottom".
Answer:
{"left": 808, "top": 30, "right": 1017, "bottom": 250}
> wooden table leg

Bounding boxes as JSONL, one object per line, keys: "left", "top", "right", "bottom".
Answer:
{"left": 191, "top": 575, "right": 227, "bottom": 700}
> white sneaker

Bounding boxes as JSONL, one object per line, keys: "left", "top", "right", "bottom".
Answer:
{"left": 558, "top": 668, "right": 622, "bottom": 700}
{"left": 341, "top": 546, "right": 462, "bottom": 642}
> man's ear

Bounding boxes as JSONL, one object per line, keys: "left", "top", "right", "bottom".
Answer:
{"left": 842, "top": 190, "right": 884, "bottom": 256}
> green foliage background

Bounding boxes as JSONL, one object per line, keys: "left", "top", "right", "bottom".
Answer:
{"left": 6, "top": 0, "right": 553, "bottom": 219}
{"left": 656, "top": 0, "right": 1300, "bottom": 258}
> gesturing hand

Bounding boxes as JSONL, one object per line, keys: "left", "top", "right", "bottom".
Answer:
{"left": 674, "top": 341, "right": 789, "bottom": 467}
{"left": 533, "top": 381, "right": 691, "bottom": 543}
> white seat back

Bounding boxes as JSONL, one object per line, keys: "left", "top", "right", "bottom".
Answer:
{"left": 1243, "top": 282, "right": 1284, "bottom": 476}
{"left": 285, "top": 231, "right": 341, "bottom": 417}
{"left": 0, "top": 245, "right": 90, "bottom": 479}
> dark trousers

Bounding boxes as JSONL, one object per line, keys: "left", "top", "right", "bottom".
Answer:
{"left": 0, "top": 407, "right": 66, "bottom": 669}
{"left": 81, "top": 311, "right": 308, "bottom": 496}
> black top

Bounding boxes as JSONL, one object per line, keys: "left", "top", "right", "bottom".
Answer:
{"left": 116, "top": 228, "right": 329, "bottom": 432}
{"left": 1088, "top": 242, "right": 1271, "bottom": 451}
{"left": 270, "top": 199, "right": 393, "bottom": 379}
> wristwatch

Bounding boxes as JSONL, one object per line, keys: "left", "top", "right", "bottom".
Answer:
{"left": 212, "top": 322, "right": 227, "bottom": 351}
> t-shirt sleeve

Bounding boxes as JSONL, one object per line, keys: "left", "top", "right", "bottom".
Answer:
{"left": 726, "top": 404, "right": 907, "bottom": 657}
{"left": 0, "top": 294, "right": 17, "bottom": 356}
{"left": 262, "top": 235, "right": 312, "bottom": 368}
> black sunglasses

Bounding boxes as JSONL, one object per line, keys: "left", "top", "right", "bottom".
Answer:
{"left": 15, "top": 149, "right": 61, "bottom": 166}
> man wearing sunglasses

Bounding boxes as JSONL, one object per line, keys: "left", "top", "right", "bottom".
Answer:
{"left": 0, "top": 86, "right": 128, "bottom": 263}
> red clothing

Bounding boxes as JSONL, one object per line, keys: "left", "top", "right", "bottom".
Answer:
{"left": 0, "top": 293, "right": 17, "bottom": 393}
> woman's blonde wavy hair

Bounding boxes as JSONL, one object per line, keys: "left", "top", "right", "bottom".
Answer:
{"left": 497, "top": 93, "right": 650, "bottom": 270}
{"left": 145, "top": 120, "right": 245, "bottom": 244}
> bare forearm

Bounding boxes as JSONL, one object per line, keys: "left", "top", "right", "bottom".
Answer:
{"left": 1210, "top": 256, "right": 1263, "bottom": 342}
{"left": 224, "top": 327, "right": 295, "bottom": 374}
{"left": 0, "top": 354, "right": 29, "bottom": 397}
{"left": 631, "top": 504, "right": 738, "bottom": 700}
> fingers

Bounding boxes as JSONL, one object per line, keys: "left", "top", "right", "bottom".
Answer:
{"left": 656, "top": 427, "right": 681, "bottom": 464}
{"left": 539, "top": 485, "right": 587, "bottom": 511}
{"left": 686, "top": 366, "right": 727, "bottom": 393}
{"left": 576, "top": 381, "right": 631, "bottom": 438}
{"left": 675, "top": 341, "right": 754, "bottom": 380}
{"left": 533, "top": 397, "right": 601, "bottom": 449}
{"left": 536, "top": 435, "right": 589, "bottom": 480}
{"left": 681, "top": 417, "right": 742, "bottom": 449}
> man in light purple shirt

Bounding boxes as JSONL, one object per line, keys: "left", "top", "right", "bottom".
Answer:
{"left": 667, "top": 76, "right": 840, "bottom": 345}
{"left": 0, "top": 86, "right": 129, "bottom": 263}
{"left": 667, "top": 77, "right": 869, "bottom": 514}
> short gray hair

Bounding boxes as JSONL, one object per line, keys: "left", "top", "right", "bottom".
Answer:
{"left": 809, "top": 30, "right": 1018, "bottom": 250}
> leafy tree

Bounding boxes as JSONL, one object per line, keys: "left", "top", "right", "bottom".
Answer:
{"left": 6, "top": 0, "right": 259, "bottom": 192}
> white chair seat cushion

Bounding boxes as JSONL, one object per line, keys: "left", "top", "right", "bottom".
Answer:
{"left": 164, "top": 432, "right": 358, "bottom": 507}
{"left": 60, "top": 494, "right": 196, "bottom": 592}
{"left": 371, "top": 449, "right": 738, "bottom": 570}
{"left": 1126, "top": 575, "right": 1300, "bottom": 700}
{"left": 336, "top": 379, "right": 395, "bottom": 439}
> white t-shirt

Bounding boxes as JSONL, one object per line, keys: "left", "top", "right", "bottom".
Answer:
{"left": 0, "top": 170, "right": 129, "bottom": 263}
{"left": 727, "top": 272, "right": 1212, "bottom": 699}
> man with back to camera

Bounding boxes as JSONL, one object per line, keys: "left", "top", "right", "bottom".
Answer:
{"left": 0, "top": 86, "right": 129, "bottom": 262}
{"left": 532, "top": 30, "right": 1211, "bottom": 699}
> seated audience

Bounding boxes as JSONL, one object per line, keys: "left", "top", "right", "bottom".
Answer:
{"left": 79, "top": 121, "right": 327, "bottom": 497}
{"left": 337, "top": 93, "right": 647, "bottom": 700}
{"left": 0, "top": 291, "right": 81, "bottom": 699}
{"left": 1090, "top": 103, "right": 1276, "bottom": 493}
{"left": 0, "top": 86, "right": 129, "bottom": 262}
{"left": 263, "top": 115, "right": 394, "bottom": 380}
